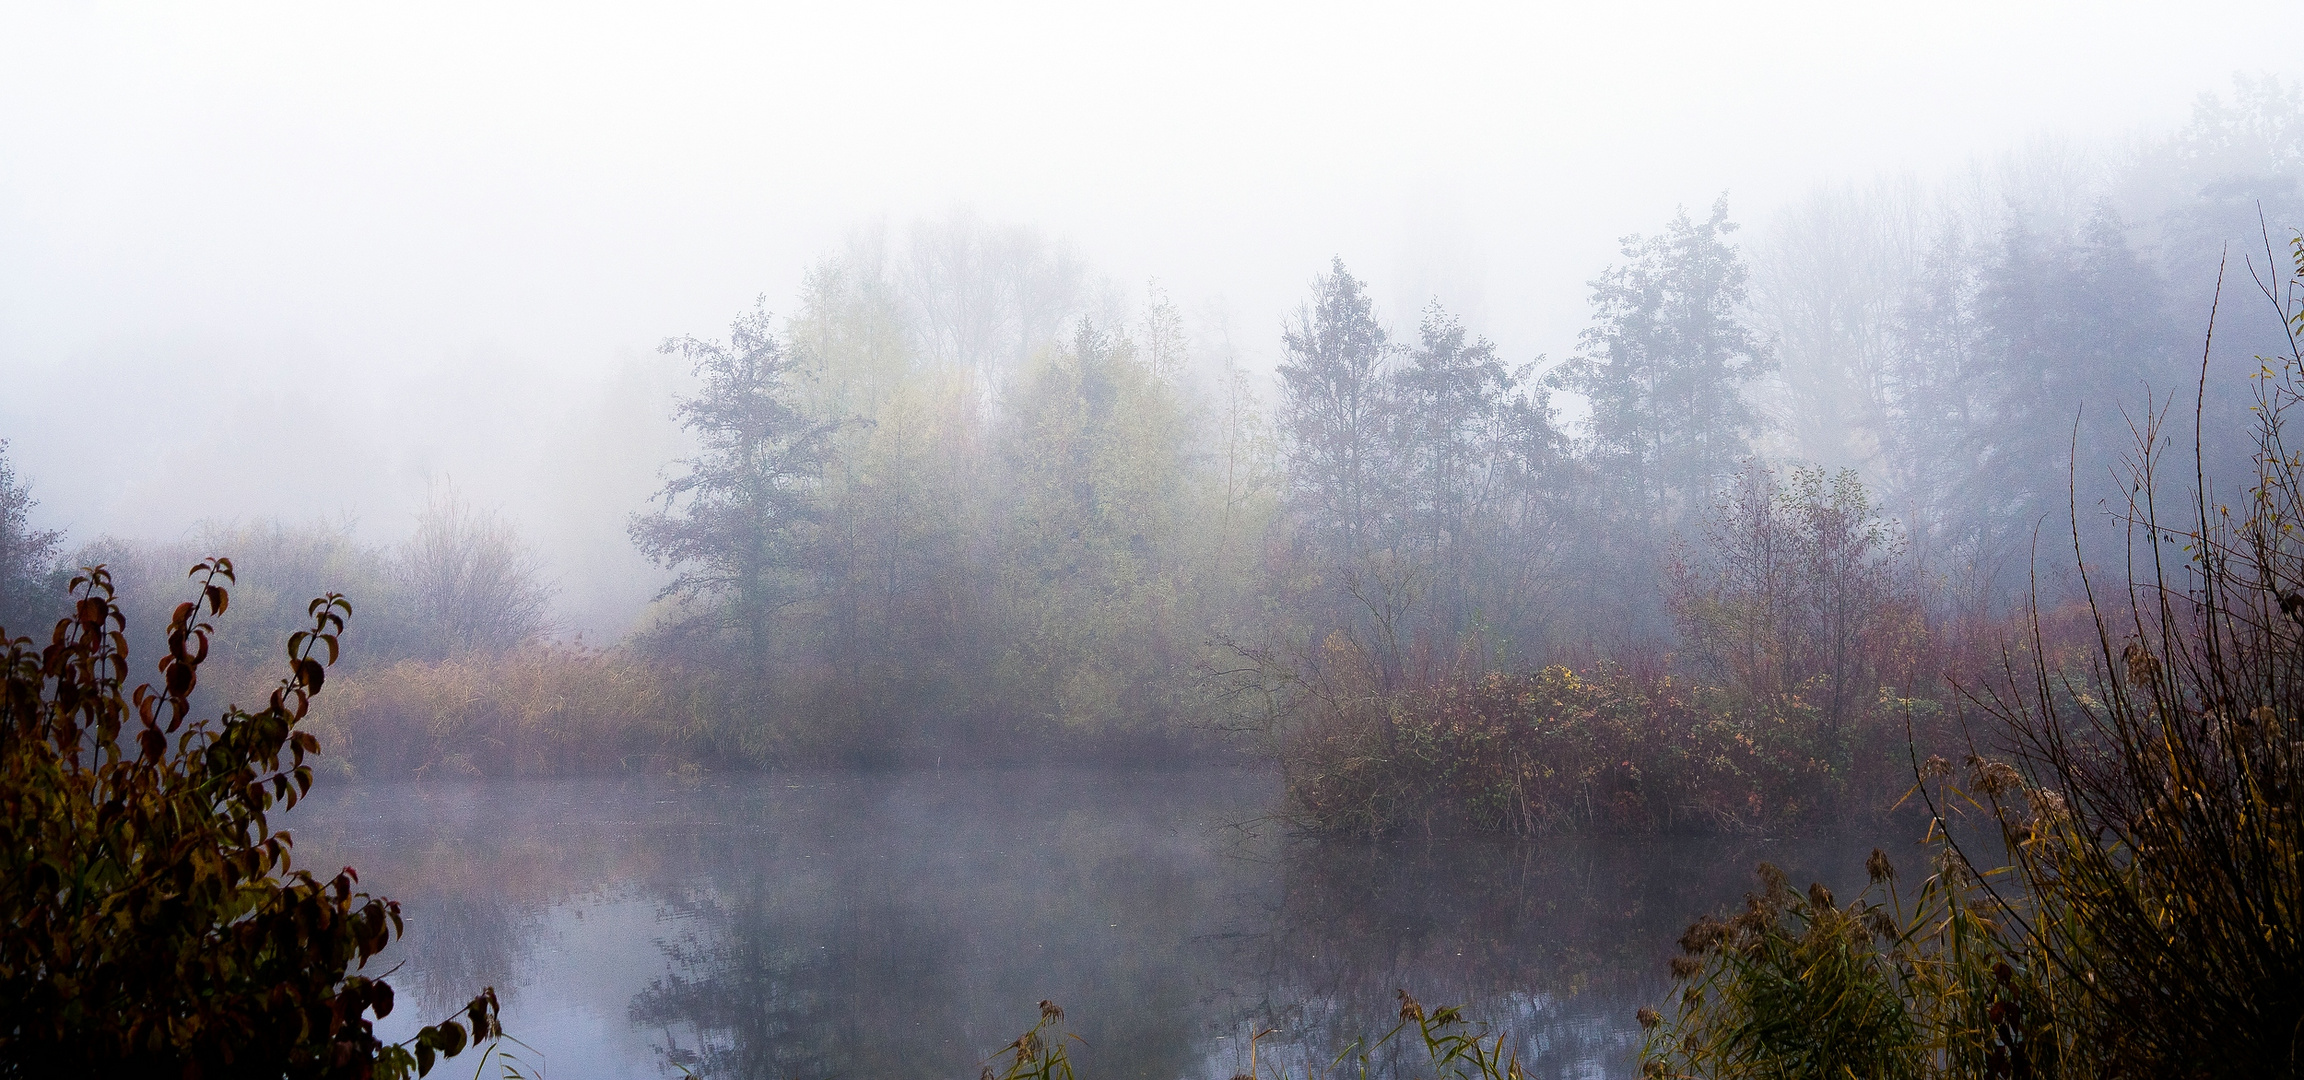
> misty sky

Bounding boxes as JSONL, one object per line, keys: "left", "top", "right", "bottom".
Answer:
{"left": 2, "top": 0, "right": 2297, "bottom": 637}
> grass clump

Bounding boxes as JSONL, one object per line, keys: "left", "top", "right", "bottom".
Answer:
{"left": 1642, "top": 804, "right": 2057, "bottom": 1079}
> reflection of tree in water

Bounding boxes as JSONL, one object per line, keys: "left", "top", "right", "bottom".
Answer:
{"left": 391, "top": 892, "right": 547, "bottom": 1020}
{"left": 628, "top": 872, "right": 960, "bottom": 1080}
{"left": 1215, "top": 835, "right": 1873, "bottom": 1080}
{"left": 292, "top": 773, "right": 1886, "bottom": 1080}
{"left": 617, "top": 775, "right": 1269, "bottom": 1080}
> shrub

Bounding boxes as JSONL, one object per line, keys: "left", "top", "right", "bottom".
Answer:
{"left": 1281, "top": 660, "right": 1857, "bottom": 837}
{"left": 0, "top": 561, "right": 501, "bottom": 1078}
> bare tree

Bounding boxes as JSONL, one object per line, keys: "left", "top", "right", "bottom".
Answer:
{"left": 395, "top": 481, "right": 552, "bottom": 658}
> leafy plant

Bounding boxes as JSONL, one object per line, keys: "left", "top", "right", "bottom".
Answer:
{"left": 0, "top": 560, "right": 503, "bottom": 1078}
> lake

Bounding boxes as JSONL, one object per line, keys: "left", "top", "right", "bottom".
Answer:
{"left": 290, "top": 767, "right": 1889, "bottom": 1080}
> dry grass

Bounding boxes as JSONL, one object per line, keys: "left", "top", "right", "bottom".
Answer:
{"left": 303, "top": 644, "right": 694, "bottom": 780}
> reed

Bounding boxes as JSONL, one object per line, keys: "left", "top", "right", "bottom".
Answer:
{"left": 304, "top": 643, "right": 695, "bottom": 779}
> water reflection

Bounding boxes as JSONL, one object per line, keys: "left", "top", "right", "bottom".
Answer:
{"left": 1229, "top": 835, "right": 1874, "bottom": 1079}
{"left": 291, "top": 769, "right": 1884, "bottom": 1080}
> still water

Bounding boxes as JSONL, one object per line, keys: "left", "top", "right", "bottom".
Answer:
{"left": 291, "top": 768, "right": 1883, "bottom": 1080}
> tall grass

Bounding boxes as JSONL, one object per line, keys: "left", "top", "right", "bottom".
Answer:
{"left": 304, "top": 644, "right": 695, "bottom": 779}
{"left": 1961, "top": 241, "right": 2304, "bottom": 1075}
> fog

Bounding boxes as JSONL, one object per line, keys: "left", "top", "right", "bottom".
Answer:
{"left": 4, "top": 0, "right": 2296, "bottom": 639}
{"left": 19, "top": 8, "right": 2304, "bottom": 1077}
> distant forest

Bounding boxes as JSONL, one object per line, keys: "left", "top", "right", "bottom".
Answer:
{"left": 4, "top": 76, "right": 2300, "bottom": 775}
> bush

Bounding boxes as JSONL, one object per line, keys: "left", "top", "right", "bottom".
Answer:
{"left": 0, "top": 561, "right": 501, "bottom": 1078}
{"left": 1280, "top": 659, "right": 1864, "bottom": 837}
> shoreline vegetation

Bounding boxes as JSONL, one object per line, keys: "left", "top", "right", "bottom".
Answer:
{"left": 2, "top": 82, "right": 2301, "bottom": 1077}
{"left": 1633, "top": 239, "right": 2304, "bottom": 1076}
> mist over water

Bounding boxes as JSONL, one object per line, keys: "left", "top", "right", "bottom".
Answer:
{"left": 293, "top": 769, "right": 1878, "bottom": 1080}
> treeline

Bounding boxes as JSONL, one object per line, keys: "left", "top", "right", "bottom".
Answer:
{"left": 2, "top": 79, "right": 2298, "bottom": 784}
{"left": 619, "top": 81, "right": 2300, "bottom": 776}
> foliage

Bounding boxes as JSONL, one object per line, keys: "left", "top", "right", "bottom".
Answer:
{"left": 1393, "top": 304, "right": 1573, "bottom": 651}
{"left": 1641, "top": 827, "right": 2052, "bottom": 1080}
{"left": 77, "top": 510, "right": 551, "bottom": 693}
{"left": 1960, "top": 232, "right": 2304, "bottom": 1076}
{"left": 1277, "top": 257, "right": 1396, "bottom": 573}
{"left": 1667, "top": 461, "right": 1926, "bottom": 739}
{"left": 392, "top": 482, "right": 553, "bottom": 660}
{"left": 1750, "top": 79, "right": 2299, "bottom": 594}
{"left": 1268, "top": 260, "right": 1573, "bottom": 690}
{"left": 990, "top": 320, "right": 1204, "bottom": 735}
{"left": 0, "top": 561, "right": 501, "bottom": 1078}
{"left": 631, "top": 297, "right": 843, "bottom": 684}
{"left": 633, "top": 255, "right": 1271, "bottom": 761}
{"left": 982, "top": 1001, "right": 1083, "bottom": 1080}
{"left": 980, "top": 993, "right": 1533, "bottom": 1080}
{"left": 1278, "top": 466, "right": 1937, "bottom": 838}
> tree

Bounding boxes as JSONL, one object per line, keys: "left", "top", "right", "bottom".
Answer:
{"left": 0, "top": 440, "right": 63, "bottom": 638}
{"left": 787, "top": 250, "right": 989, "bottom": 744}
{"left": 1277, "top": 258, "right": 1396, "bottom": 569}
{"left": 993, "top": 319, "right": 1197, "bottom": 733}
{"left": 1395, "top": 303, "right": 1511, "bottom": 578}
{"left": 900, "top": 213, "right": 1089, "bottom": 398}
{"left": 1667, "top": 462, "right": 1917, "bottom": 741}
{"left": 1393, "top": 302, "right": 1570, "bottom": 654}
{"left": 394, "top": 482, "right": 551, "bottom": 659}
{"left": 0, "top": 561, "right": 500, "bottom": 1077}
{"left": 1879, "top": 221, "right": 1989, "bottom": 576}
{"left": 631, "top": 300, "right": 842, "bottom": 683}
{"left": 1554, "top": 197, "right": 1773, "bottom": 527}
{"left": 1888, "top": 207, "right": 2184, "bottom": 590}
